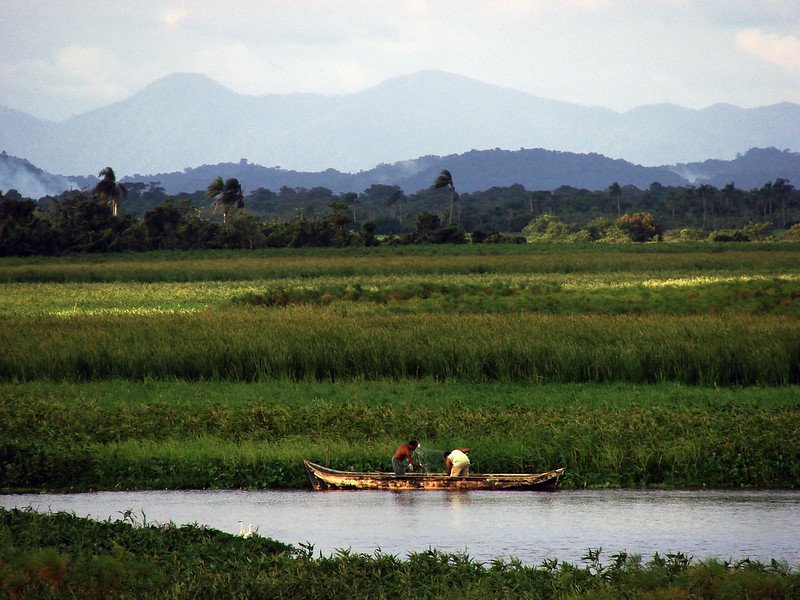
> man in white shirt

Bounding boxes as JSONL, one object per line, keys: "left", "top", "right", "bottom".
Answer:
{"left": 444, "top": 448, "right": 471, "bottom": 477}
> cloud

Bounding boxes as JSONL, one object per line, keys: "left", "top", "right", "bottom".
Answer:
{"left": 3, "top": 1, "right": 800, "bottom": 119}
{"left": 193, "top": 43, "right": 266, "bottom": 90}
{"left": 0, "top": 44, "right": 126, "bottom": 118}
{"left": 160, "top": 7, "right": 189, "bottom": 28}
{"left": 55, "top": 45, "right": 118, "bottom": 84}
{"left": 736, "top": 28, "right": 800, "bottom": 70}
{"left": 696, "top": 0, "right": 800, "bottom": 28}
{"left": 187, "top": 40, "right": 374, "bottom": 96}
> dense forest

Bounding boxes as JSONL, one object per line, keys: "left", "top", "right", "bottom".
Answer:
{"left": 1, "top": 172, "right": 798, "bottom": 256}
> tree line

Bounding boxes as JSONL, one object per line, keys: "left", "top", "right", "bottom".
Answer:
{"left": 1, "top": 169, "right": 798, "bottom": 256}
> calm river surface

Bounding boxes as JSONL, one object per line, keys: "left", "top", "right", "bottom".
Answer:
{"left": 4, "top": 489, "right": 799, "bottom": 566}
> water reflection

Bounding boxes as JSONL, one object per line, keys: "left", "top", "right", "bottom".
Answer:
{"left": 2, "top": 489, "right": 798, "bottom": 566}
{"left": 390, "top": 491, "right": 417, "bottom": 509}
{"left": 444, "top": 490, "right": 472, "bottom": 506}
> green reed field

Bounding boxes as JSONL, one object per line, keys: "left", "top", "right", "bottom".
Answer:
{"left": 1, "top": 243, "right": 799, "bottom": 491}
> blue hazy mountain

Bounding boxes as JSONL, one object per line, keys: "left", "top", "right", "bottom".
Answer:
{"left": 1, "top": 71, "right": 798, "bottom": 178}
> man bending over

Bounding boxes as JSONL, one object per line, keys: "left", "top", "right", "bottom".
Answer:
{"left": 445, "top": 448, "right": 471, "bottom": 477}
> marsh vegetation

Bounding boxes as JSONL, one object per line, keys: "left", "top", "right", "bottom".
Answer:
{"left": 2, "top": 243, "right": 799, "bottom": 597}
{"left": 1, "top": 244, "right": 798, "bottom": 491}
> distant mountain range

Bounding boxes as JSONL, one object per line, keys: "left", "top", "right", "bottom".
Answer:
{"left": 2, "top": 147, "right": 798, "bottom": 201}
{"left": 1, "top": 70, "right": 799, "bottom": 178}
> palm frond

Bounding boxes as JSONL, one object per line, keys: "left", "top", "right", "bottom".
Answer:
{"left": 98, "top": 167, "right": 116, "bottom": 182}
{"left": 205, "top": 176, "right": 225, "bottom": 200}
{"left": 433, "top": 169, "right": 453, "bottom": 190}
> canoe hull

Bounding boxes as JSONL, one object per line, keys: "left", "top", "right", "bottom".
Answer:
{"left": 304, "top": 460, "right": 564, "bottom": 491}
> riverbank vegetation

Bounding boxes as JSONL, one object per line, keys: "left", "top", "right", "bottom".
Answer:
{"left": 2, "top": 381, "right": 798, "bottom": 491}
{"left": 2, "top": 508, "right": 798, "bottom": 599}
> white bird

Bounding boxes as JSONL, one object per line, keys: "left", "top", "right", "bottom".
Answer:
{"left": 238, "top": 520, "right": 256, "bottom": 538}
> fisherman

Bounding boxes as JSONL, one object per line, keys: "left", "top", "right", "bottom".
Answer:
{"left": 444, "top": 448, "right": 471, "bottom": 477}
{"left": 392, "top": 440, "right": 426, "bottom": 475}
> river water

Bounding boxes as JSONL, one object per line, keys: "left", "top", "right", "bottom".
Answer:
{"left": 3, "top": 489, "right": 798, "bottom": 566}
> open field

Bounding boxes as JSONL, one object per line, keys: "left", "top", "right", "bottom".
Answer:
{"left": 2, "top": 243, "right": 800, "bottom": 284}
{"left": 3, "top": 271, "right": 800, "bottom": 316}
{"left": 2, "top": 245, "right": 799, "bottom": 321}
{"left": 1, "top": 244, "right": 799, "bottom": 491}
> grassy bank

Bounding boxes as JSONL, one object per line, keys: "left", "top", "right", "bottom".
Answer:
{"left": 2, "top": 508, "right": 798, "bottom": 599}
{"left": 2, "top": 381, "right": 798, "bottom": 491}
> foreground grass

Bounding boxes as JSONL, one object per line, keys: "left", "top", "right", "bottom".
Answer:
{"left": 2, "top": 381, "right": 798, "bottom": 491}
{"left": 2, "top": 508, "right": 798, "bottom": 599}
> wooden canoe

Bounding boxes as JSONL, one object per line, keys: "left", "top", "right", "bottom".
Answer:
{"left": 304, "top": 460, "right": 565, "bottom": 491}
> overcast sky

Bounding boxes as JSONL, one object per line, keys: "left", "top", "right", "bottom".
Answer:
{"left": 2, "top": 0, "right": 800, "bottom": 121}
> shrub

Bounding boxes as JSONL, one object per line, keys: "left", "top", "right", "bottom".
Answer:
{"left": 619, "top": 212, "right": 664, "bottom": 242}
{"left": 523, "top": 214, "right": 573, "bottom": 241}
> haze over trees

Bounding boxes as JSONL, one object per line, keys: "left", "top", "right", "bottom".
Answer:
{"left": 2, "top": 147, "right": 799, "bottom": 204}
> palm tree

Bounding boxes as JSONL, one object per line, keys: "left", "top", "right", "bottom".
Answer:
{"left": 721, "top": 182, "right": 737, "bottom": 220}
{"left": 386, "top": 189, "right": 402, "bottom": 222}
{"left": 205, "top": 176, "right": 224, "bottom": 202}
{"left": 608, "top": 182, "right": 622, "bottom": 216}
{"left": 206, "top": 177, "right": 243, "bottom": 224}
{"left": 696, "top": 184, "right": 715, "bottom": 229}
{"left": 433, "top": 169, "right": 456, "bottom": 225}
{"left": 92, "top": 167, "right": 127, "bottom": 217}
{"left": 773, "top": 178, "right": 792, "bottom": 228}
{"left": 759, "top": 182, "right": 774, "bottom": 219}
{"left": 340, "top": 192, "right": 358, "bottom": 222}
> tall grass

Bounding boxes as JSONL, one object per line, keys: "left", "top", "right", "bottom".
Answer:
{"left": 2, "top": 309, "right": 798, "bottom": 385}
